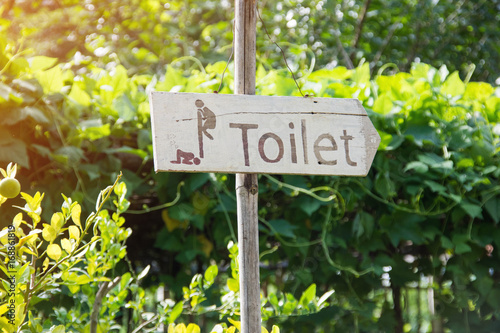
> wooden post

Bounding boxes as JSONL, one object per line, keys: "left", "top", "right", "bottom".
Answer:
{"left": 234, "top": 1, "right": 261, "bottom": 333}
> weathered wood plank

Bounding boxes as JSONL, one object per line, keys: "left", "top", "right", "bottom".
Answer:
{"left": 150, "top": 92, "right": 381, "bottom": 176}
{"left": 234, "top": 2, "right": 261, "bottom": 333}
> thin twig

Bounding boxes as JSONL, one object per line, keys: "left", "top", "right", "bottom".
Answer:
{"left": 334, "top": 32, "right": 354, "bottom": 70}
{"left": 90, "top": 277, "right": 122, "bottom": 333}
{"left": 372, "top": 22, "right": 401, "bottom": 68}
{"left": 352, "top": 0, "right": 372, "bottom": 51}
{"left": 216, "top": 23, "right": 235, "bottom": 93}
{"left": 256, "top": 6, "right": 305, "bottom": 96}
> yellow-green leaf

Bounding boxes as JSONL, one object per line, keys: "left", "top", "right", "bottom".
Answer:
{"left": 174, "top": 323, "right": 186, "bottom": 333}
{"left": 68, "top": 225, "right": 80, "bottom": 241}
{"left": 75, "top": 274, "right": 92, "bottom": 285}
{"left": 13, "top": 213, "right": 23, "bottom": 229}
{"left": 42, "top": 257, "right": 50, "bottom": 272}
{"left": 227, "top": 278, "right": 239, "bottom": 292}
{"left": 71, "top": 203, "right": 82, "bottom": 229}
{"left": 47, "top": 244, "right": 62, "bottom": 261}
{"left": 29, "top": 55, "right": 58, "bottom": 71}
{"left": 42, "top": 224, "right": 57, "bottom": 242}
{"left": 61, "top": 238, "right": 72, "bottom": 253}
{"left": 51, "top": 212, "right": 64, "bottom": 233}
{"left": 227, "top": 319, "right": 241, "bottom": 331}
{"left": 441, "top": 71, "right": 465, "bottom": 97}
{"left": 186, "top": 324, "right": 201, "bottom": 333}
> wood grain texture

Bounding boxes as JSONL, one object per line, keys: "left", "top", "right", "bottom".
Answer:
{"left": 234, "top": 1, "right": 261, "bottom": 333}
{"left": 150, "top": 92, "right": 381, "bottom": 176}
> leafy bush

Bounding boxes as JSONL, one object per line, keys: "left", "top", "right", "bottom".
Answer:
{"left": 1, "top": 24, "right": 500, "bottom": 332}
{"left": 4, "top": 0, "right": 500, "bottom": 83}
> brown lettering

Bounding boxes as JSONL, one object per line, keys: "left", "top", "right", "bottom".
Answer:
{"left": 229, "top": 123, "right": 259, "bottom": 166}
{"left": 259, "top": 133, "right": 284, "bottom": 163}
{"left": 289, "top": 122, "right": 297, "bottom": 163}
{"left": 301, "top": 119, "right": 308, "bottom": 164}
{"left": 314, "top": 133, "right": 337, "bottom": 165}
{"left": 341, "top": 130, "right": 357, "bottom": 166}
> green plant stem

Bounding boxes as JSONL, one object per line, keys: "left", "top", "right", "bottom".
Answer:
{"left": 349, "top": 179, "right": 459, "bottom": 216}
{"left": 130, "top": 314, "right": 160, "bottom": 333}
{"left": 126, "top": 181, "right": 184, "bottom": 214}
{"left": 263, "top": 174, "right": 339, "bottom": 203}
{"left": 320, "top": 206, "right": 373, "bottom": 278}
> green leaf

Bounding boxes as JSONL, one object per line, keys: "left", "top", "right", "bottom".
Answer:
{"left": 424, "top": 180, "right": 447, "bottom": 194}
{"left": 42, "top": 224, "right": 57, "bottom": 242}
{"left": 299, "top": 283, "right": 316, "bottom": 308}
{"left": 268, "top": 293, "right": 280, "bottom": 312}
{"left": 372, "top": 93, "right": 394, "bottom": 115}
{"left": 156, "top": 66, "right": 187, "bottom": 92}
{"left": 295, "top": 195, "right": 321, "bottom": 216}
{"left": 406, "top": 125, "right": 441, "bottom": 147}
{"left": 484, "top": 196, "right": 500, "bottom": 224}
{"left": 175, "top": 250, "right": 198, "bottom": 263}
{"left": 487, "top": 289, "right": 500, "bottom": 309}
{"left": 308, "top": 67, "right": 352, "bottom": 81}
{"left": 61, "top": 238, "right": 72, "bottom": 253}
{"left": 268, "top": 219, "right": 297, "bottom": 239}
{"left": 376, "top": 131, "right": 393, "bottom": 151}
{"left": 35, "top": 65, "right": 64, "bottom": 94}
{"left": 29, "top": 56, "right": 58, "bottom": 71}
{"left": 137, "top": 265, "right": 150, "bottom": 280}
{"left": 204, "top": 265, "right": 218, "bottom": 285}
{"left": 68, "top": 83, "right": 91, "bottom": 106}
{"left": 473, "top": 275, "right": 493, "bottom": 297}
{"left": 441, "top": 71, "right": 465, "bottom": 97}
{"left": 352, "top": 212, "right": 374, "bottom": 238}
{"left": 227, "top": 278, "right": 239, "bottom": 292}
{"left": 47, "top": 244, "right": 62, "bottom": 261}
{"left": 460, "top": 201, "right": 482, "bottom": 219}
{"left": 74, "top": 274, "right": 92, "bottom": 285}
{"left": 51, "top": 212, "right": 64, "bottom": 232}
{"left": 78, "top": 119, "right": 111, "bottom": 141}
{"left": 68, "top": 225, "right": 80, "bottom": 241}
{"left": 404, "top": 161, "right": 429, "bottom": 173}
{"left": 456, "top": 158, "right": 474, "bottom": 169}
{"left": 440, "top": 236, "right": 454, "bottom": 249}
{"left": 0, "top": 131, "right": 29, "bottom": 167}
{"left": 52, "top": 146, "right": 84, "bottom": 166}
{"left": 352, "top": 62, "right": 370, "bottom": 84}
{"left": 464, "top": 82, "right": 494, "bottom": 101}
{"left": 71, "top": 203, "right": 82, "bottom": 228}
{"left": 113, "top": 94, "right": 136, "bottom": 121}
{"left": 49, "top": 325, "right": 66, "bottom": 333}
{"left": 374, "top": 172, "right": 396, "bottom": 199}
{"left": 317, "top": 290, "right": 335, "bottom": 307}
{"left": 0, "top": 107, "right": 48, "bottom": 126}
{"left": 452, "top": 234, "right": 471, "bottom": 254}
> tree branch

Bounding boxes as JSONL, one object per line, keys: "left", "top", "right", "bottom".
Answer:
{"left": 372, "top": 22, "right": 401, "bottom": 69}
{"left": 352, "top": 0, "right": 372, "bottom": 51}
{"left": 90, "top": 276, "right": 122, "bottom": 333}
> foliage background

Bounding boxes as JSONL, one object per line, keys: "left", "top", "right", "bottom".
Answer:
{"left": 1, "top": 0, "right": 500, "bottom": 332}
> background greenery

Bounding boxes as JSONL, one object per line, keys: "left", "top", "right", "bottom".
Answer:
{"left": 1, "top": 0, "right": 499, "bottom": 332}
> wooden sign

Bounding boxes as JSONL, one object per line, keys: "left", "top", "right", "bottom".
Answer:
{"left": 150, "top": 92, "right": 380, "bottom": 176}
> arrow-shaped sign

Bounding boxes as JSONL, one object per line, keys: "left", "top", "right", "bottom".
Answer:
{"left": 150, "top": 92, "right": 380, "bottom": 176}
